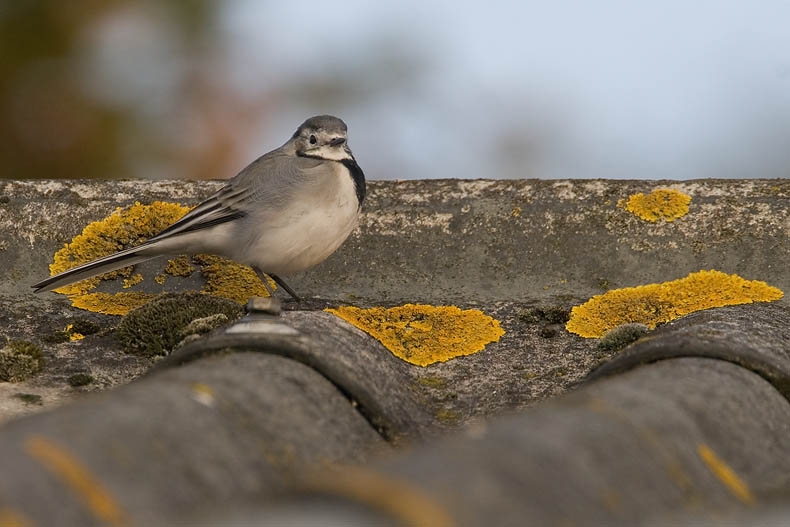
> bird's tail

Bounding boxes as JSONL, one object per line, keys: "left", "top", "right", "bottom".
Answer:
{"left": 32, "top": 245, "right": 157, "bottom": 293}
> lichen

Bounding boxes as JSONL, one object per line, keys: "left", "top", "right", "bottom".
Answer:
{"left": 192, "top": 253, "right": 274, "bottom": 303}
{"left": 566, "top": 270, "right": 784, "bottom": 338}
{"left": 70, "top": 292, "right": 158, "bottom": 316}
{"left": 417, "top": 376, "right": 448, "bottom": 389}
{"left": 115, "top": 292, "right": 244, "bottom": 356}
{"left": 164, "top": 255, "right": 195, "bottom": 277}
{"left": 0, "top": 341, "right": 45, "bottom": 382}
{"left": 619, "top": 188, "right": 691, "bottom": 222}
{"left": 49, "top": 201, "right": 191, "bottom": 296}
{"left": 122, "top": 274, "right": 144, "bottom": 289}
{"left": 326, "top": 304, "right": 505, "bottom": 367}
{"left": 435, "top": 408, "right": 461, "bottom": 424}
{"left": 697, "top": 444, "right": 755, "bottom": 504}
{"left": 46, "top": 319, "right": 101, "bottom": 343}
{"left": 43, "top": 202, "right": 276, "bottom": 315}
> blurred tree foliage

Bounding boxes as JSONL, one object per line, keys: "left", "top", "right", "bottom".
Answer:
{"left": 0, "top": 0, "right": 266, "bottom": 180}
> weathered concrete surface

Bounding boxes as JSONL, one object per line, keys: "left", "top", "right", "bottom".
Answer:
{"left": 0, "top": 353, "right": 388, "bottom": 526}
{"left": 3, "top": 179, "right": 788, "bottom": 300}
{"left": 0, "top": 179, "right": 787, "bottom": 422}
{"left": 0, "top": 178, "right": 789, "bottom": 525}
{"left": 588, "top": 302, "right": 790, "bottom": 396}
{"left": 3, "top": 302, "right": 790, "bottom": 525}
{"left": 253, "top": 357, "right": 790, "bottom": 527}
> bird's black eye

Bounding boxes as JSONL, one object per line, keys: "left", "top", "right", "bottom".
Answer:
{"left": 309, "top": 134, "right": 317, "bottom": 145}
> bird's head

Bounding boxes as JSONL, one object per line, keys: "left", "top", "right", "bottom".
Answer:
{"left": 291, "top": 115, "right": 354, "bottom": 162}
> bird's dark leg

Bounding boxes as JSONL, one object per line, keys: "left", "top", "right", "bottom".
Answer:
{"left": 252, "top": 267, "right": 278, "bottom": 298}
{"left": 252, "top": 267, "right": 301, "bottom": 301}
{"left": 270, "top": 274, "right": 301, "bottom": 302}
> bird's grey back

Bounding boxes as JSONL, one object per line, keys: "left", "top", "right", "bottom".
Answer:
{"left": 231, "top": 149, "right": 326, "bottom": 209}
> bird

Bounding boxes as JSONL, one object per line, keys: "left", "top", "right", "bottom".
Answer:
{"left": 32, "top": 115, "right": 366, "bottom": 301}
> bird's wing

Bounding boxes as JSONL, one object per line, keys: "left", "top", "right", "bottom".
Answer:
{"left": 32, "top": 151, "right": 327, "bottom": 293}
{"left": 148, "top": 152, "right": 325, "bottom": 242}
{"left": 150, "top": 184, "right": 249, "bottom": 239}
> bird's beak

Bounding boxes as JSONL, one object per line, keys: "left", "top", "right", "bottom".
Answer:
{"left": 330, "top": 137, "right": 346, "bottom": 147}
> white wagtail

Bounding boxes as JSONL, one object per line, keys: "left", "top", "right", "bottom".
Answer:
{"left": 33, "top": 115, "right": 366, "bottom": 301}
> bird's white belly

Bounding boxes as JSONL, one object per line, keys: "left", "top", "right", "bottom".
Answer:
{"left": 254, "top": 206, "right": 358, "bottom": 274}
{"left": 244, "top": 170, "right": 360, "bottom": 274}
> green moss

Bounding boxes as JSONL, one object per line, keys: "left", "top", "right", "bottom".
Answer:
{"left": 42, "top": 331, "right": 70, "bottom": 344}
{"left": 597, "top": 323, "right": 651, "bottom": 352}
{"left": 67, "top": 373, "right": 94, "bottom": 387}
{"left": 0, "top": 341, "right": 45, "bottom": 382}
{"left": 435, "top": 408, "right": 461, "bottom": 424}
{"left": 519, "top": 305, "right": 570, "bottom": 341}
{"left": 417, "top": 376, "right": 448, "bottom": 389}
{"left": 69, "top": 318, "right": 101, "bottom": 336}
{"left": 178, "top": 313, "right": 230, "bottom": 340}
{"left": 517, "top": 308, "right": 542, "bottom": 323}
{"left": 13, "top": 393, "right": 43, "bottom": 405}
{"left": 539, "top": 325, "right": 561, "bottom": 339}
{"left": 517, "top": 305, "right": 570, "bottom": 325}
{"left": 115, "top": 292, "right": 244, "bottom": 357}
{"left": 43, "top": 318, "right": 102, "bottom": 344}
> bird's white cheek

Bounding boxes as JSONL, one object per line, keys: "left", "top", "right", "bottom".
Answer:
{"left": 311, "top": 146, "right": 352, "bottom": 162}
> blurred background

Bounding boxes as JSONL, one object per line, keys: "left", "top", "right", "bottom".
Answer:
{"left": 2, "top": 0, "right": 790, "bottom": 181}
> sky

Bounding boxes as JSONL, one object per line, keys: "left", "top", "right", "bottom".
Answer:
{"left": 214, "top": 0, "right": 790, "bottom": 180}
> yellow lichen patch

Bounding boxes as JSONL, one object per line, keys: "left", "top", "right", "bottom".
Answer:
{"left": 46, "top": 201, "right": 190, "bottom": 315}
{"left": 308, "top": 466, "right": 454, "bottom": 527}
{"left": 192, "top": 253, "right": 274, "bottom": 303}
{"left": 154, "top": 255, "right": 194, "bottom": 286}
{"left": 566, "top": 270, "right": 783, "bottom": 338}
{"left": 697, "top": 444, "right": 755, "bottom": 505}
{"left": 25, "top": 436, "right": 129, "bottom": 525}
{"left": 122, "top": 274, "right": 143, "bottom": 289}
{"left": 619, "top": 188, "right": 691, "bottom": 222}
{"left": 164, "top": 255, "right": 195, "bottom": 277}
{"left": 190, "top": 383, "right": 216, "bottom": 407}
{"left": 326, "top": 304, "right": 505, "bottom": 366}
{"left": 45, "top": 202, "right": 277, "bottom": 315}
{"left": 69, "top": 292, "right": 159, "bottom": 316}
{"left": 63, "top": 325, "right": 85, "bottom": 342}
{"left": 50, "top": 201, "right": 191, "bottom": 296}
{"left": 0, "top": 508, "right": 34, "bottom": 527}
